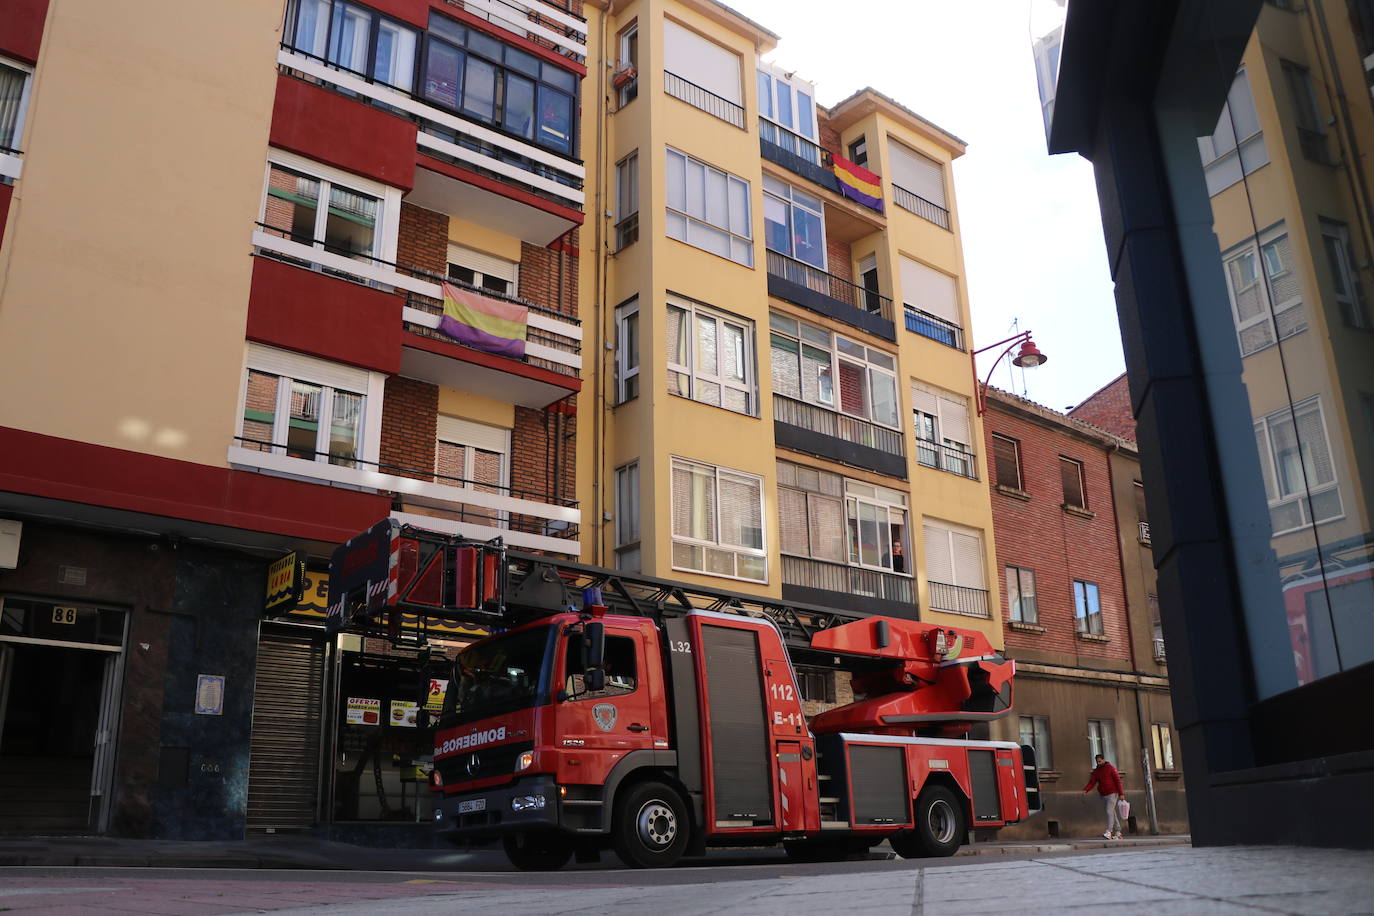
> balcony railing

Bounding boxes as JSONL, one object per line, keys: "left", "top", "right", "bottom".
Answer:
{"left": 773, "top": 395, "right": 905, "bottom": 460}
{"left": 759, "top": 119, "right": 824, "bottom": 168}
{"left": 767, "top": 249, "right": 894, "bottom": 322}
{"left": 1138, "top": 520, "right": 1151, "bottom": 543}
{"left": 664, "top": 71, "right": 745, "bottom": 128}
{"left": 916, "top": 438, "right": 978, "bottom": 480}
{"left": 1153, "top": 636, "right": 1167, "bottom": 661}
{"left": 782, "top": 555, "right": 915, "bottom": 605}
{"left": 904, "top": 306, "right": 965, "bottom": 351}
{"left": 0, "top": 144, "right": 22, "bottom": 182}
{"left": 440, "top": 0, "right": 589, "bottom": 63}
{"left": 614, "top": 213, "right": 639, "bottom": 251}
{"left": 251, "top": 223, "right": 581, "bottom": 378}
{"left": 892, "top": 183, "right": 951, "bottom": 229}
{"left": 927, "top": 581, "right": 991, "bottom": 618}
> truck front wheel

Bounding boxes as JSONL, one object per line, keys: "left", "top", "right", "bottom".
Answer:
{"left": 890, "top": 786, "right": 965, "bottom": 859}
{"left": 612, "top": 780, "right": 690, "bottom": 868}
{"left": 503, "top": 831, "right": 574, "bottom": 871}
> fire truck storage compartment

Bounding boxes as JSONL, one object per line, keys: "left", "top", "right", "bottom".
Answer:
{"left": 699, "top": 623, "right": 772, "bottom": 826}
{"left": 848, "top": 743, "right": 910, "bottom": 826}
{"left": 969, "top": 749, "right": 1002, "bottom": 822}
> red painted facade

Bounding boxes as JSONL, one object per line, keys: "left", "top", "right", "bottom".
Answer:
{"left": 270, "top": 75, "right": 418, "bottom": 191}
{"left": 246, "top": 256, "right": 404, "bottom": 374}
{"left": 0, "top": 184, "right": 12, "bottom": 251}
{"left": 0, "top": 0, "right": 49, "bottom": 64}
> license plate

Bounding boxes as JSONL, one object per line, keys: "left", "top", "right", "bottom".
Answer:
{"left": 458, "top": 798, "right": 486, "bottom": 814}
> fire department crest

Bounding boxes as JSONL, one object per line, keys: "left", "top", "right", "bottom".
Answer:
{"left": 592, "top": 703, "right": 617, "bottom": 732}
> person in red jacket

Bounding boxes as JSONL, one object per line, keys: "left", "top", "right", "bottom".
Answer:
{"left": 1083, "top": 754, "right": 1125, "bottom": 839}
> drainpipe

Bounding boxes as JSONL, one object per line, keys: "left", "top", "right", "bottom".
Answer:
{"left": 589, "top": 2, "right": 613, "bottom": 566}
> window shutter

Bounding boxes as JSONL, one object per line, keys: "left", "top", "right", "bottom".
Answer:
{"left": 938, "top": 394, "right": 970, "bottom": 448}
{"left": 447, "top": 243, "right": 517, "bottom": 284}
{"left": 808, "top": 494, "right": 845, "bottom": 562}
{"left": 778, "top": 487, "right": 808, "bottom": 555}
{"left": 247, "top": 342, "right": 370, "bottom": 394}
{"left": 951, "top": 531, "right": 984, "bottom": 588}
{"left": 910, "top": 380, "right": 940, "bottom": 417}
{"left": 993, "top": 436, "right": 1021, "bottom": 488}
{"left": 923, "top": 523, "right": 953, "bottom": 584}
{"left": 888, "top": 141, "right": 946, "bottom": 208}
{"left": 663, "top": 19, "right": 741, "bottom": 104}
{"left": 899, "top": 256, "right": 959, "bottom": 323}
{"left": 436, "top": 416, "right": 509, "bottom": 454}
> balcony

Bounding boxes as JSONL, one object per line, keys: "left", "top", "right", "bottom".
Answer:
{"left": 767, "top": 249, "right": 896, "bottom": 341}
{"left": 781, "top": 555, "right": 916, "bottom": 619}
{"left": 442, "top": 0, "right": 590, "bottom": 64}
{"left": 250, "top": 228, "right": 581, "bottom": 408}
{"left": 927, "top": 581, "right": 990, "bottom": 618}
{"left": 916, "top": 438, "right": 977, "bottom": 480}
{"left": 227, "top": 439, "right": 579, "bottom": 555}
{"left": 773, "top": 395, "right": 906, "bottom": 479}
{"left": 276, "top": 46, "right": 584, "bottom": 245}
{"left": 892, "top": 183, "right": 950, "bottom": 230}
{"left": 760, "top": 120, "right": 837, "bottom": 194}
{"left": 0, "top": 145, "right": 21, "bottom": 182}
{"left": 664, "top": 71, "right": 745, "bottom": 128}
{"left": 904, "top": 305, "right": 965, "bottom": 351}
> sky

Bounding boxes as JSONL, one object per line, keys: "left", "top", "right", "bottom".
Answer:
{"left": 725, "top": 0, "right": 1126, "bottom": 411}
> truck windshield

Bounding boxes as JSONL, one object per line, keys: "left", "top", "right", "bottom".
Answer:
{"left": 441, "top": 626, "right": 552, "bottom": 725}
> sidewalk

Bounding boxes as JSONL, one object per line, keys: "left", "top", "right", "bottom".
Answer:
{"left": 0, "top": 832, "right": 1192, "bottom": 870}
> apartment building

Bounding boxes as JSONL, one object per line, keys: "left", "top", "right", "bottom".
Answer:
{"left": 1043, "top": 0, "right": 1374, "bottom": 847}
{"left": 985, "top": 384, "right": 1187, "bottom": 839}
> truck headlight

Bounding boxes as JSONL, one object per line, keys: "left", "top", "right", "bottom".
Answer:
{"left": 511, "top": 795, "right": 546, "bottom": 811}
{"left": 515, "top": 751, "right": 535, "bottom": 772}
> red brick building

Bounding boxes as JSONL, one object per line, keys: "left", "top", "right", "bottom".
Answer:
{"left": 984, "top": 386, "right": 1187, "bottom": 838}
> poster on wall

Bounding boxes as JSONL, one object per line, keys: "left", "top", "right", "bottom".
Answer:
{"left": 390, "top": 700, "right": 420, "bottom": 728}
{"left": 347, "top": 697, "right": 381, "bottom": 726}
{"left": 425, "top": 679, "right": 449, "bottom": 713}
{"left": 195, "top": 675, "right": 225, "bottom": 716}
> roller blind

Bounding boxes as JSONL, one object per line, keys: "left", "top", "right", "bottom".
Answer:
{"left": 663, "top": 19, "right": 741, "bottom": 104}
{"left": 889, "top": 141, "right": 946, "bottom": 208}
{"left": 900, "top": 256, "right": 959, "bottom": 323}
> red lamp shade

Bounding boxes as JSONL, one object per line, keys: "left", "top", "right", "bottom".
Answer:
{"left": 1012, "top": 338, "right": 1047, "bottom": 368}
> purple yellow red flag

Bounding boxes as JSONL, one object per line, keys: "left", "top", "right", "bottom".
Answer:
{"left": 831, "top": 154, "right": 884, "bottom": 212}
{"left": 438, "top": 282, "right": 528, "bottom": 358}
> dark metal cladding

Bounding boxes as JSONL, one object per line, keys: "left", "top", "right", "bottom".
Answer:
{"left": 701, "top": 625, "right": 772, "bottom": 824}
{"left": 848, "top": 744, "right": 908, "bottom": 825}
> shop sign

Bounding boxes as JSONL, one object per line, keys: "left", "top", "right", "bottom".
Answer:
{"left": 195, "top": 675, "right": 225, "bottom": 716}
{"left": 347, "top": 697, "right": 381, "bottom": 726}
{"left": 278, "top": 568, "right": 494, "bottom": 640}
{"left": 390, "top": 700, "right": 420, "bottom": 728}
{"left": 264, "top": 551, "right": 306, "bottom": 616}
{"left": 425, "top": 678, "right": 449, "bottom": 713}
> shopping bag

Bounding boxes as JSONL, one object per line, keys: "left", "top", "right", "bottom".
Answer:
{"left": 1117, "top": 798, "right": 1131, "bottom": 820}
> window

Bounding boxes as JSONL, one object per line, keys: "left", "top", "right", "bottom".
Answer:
{"left": 924, "top": 519, "right": 988, "bottom": 617}
{"left": 614, "top": 299, "right": 640, "bottom": 403}
{"left": 1074, "top": 580, "right": 1104, "bottom": 635}
{"left": 1087, "top": 718, "right": 1117, "bottom": 767}
{"left": 0, "top": 58, "right": 34, "bottom": 163}
{"left": 757, "top": 65, "right": 819, "bottom": 163}
{"left": 1149, "top": 595, "right": 1165, "bottom": 659}
{"left": 666, "top": 296, "right": 755, "bottom": 416}
{"left": 1254, "top": 397, "right": 1342, "bottom": 535}
{"left": 616, "top": 22, "right": 638, "bottom": 107}
{"left": 992, "top": 434, "right": 1023, "bottom": 490}
{"left": 889, "top": 140, "right": 947, "bottom": 215}
{"left": 665, "top": 148, "right": 753, "bottom": 266}
{"left": 777, "top": 460, "right": 846, "bottom": 564}
{"left": 845, "top": 479, "right": 910, "bottom": 574}
{"left": 671, "top": 458, "right": 765, "bottom": 582}
{"left": 1006, "top": 566, "right": 1038, "bottom": 624}
{"left": 1320, "top": 221, "right": 1367, "bottom": 328}
{"left": 436, "top": 416, "right": 510, "bottom": 525}
{"left": 1019, "top": 715, "right": 1052, "bottom": 770}
{"left": 615, "top": 152, "right": 639, "bottom": 250}
{"left": 421, "top": 11, "right": 577, "bottom": 154}
{"left": 447, "top": 243, "right": 517, "bottom": 297}
{"left": 1151, "top": 723, "right": 1176, "bottom": 770}
{"left": 614, "top": 462, "right": 640, "bottom": 572}
{"left": 285, "top": 0, "right": 419, "bottom": 93}
{"left": 1135, "top": 481, "right": 1150, "bottom": 541}
{"left": 1060, "top": 457, "right": 1087, "bottom": 509}
{"left": 763, "top": 176, "right": 826, "bottom": 268}
{"left": 796, "top": 666, "right": 836, "bottom": 704}
{"left": 911, "top": 382, "right": 975, "bottom": 479}
{"left": 899, "top": 256, "right": 963, "bottom": 348}
{"left": 238, "top": 344, "right": 378, "bottom": 470}
{"left": 663, "top": 19, "right": 742, "bottom": 126}
{"left": 769, "top": 313, "right": 899, "bottom": 428}
{"left": 858, "top": 255, "right": 882, "bottom": 314}
{"left": 564, "top": 634, "right": 638, "bottom": 698}
{"left": 1222, "top": 227, "right": 1305, "bottom": 356}
{"left": 1282, "top": 60, "right": 1328, "bottom": 163}
{"left": 1198, "top": 69, "right": 1269, "bottom": 196}
{"left": 848, "top": 135, "right": 868, "bottom": 169}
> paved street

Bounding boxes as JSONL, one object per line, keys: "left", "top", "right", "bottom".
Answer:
{"left": 2, "top": 845, "right": 1372, "bottom": 915}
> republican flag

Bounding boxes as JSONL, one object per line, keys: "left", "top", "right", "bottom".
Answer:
{"left": 831, "top": 154, "right": 884, "bottom": 212}
{"left": 438, "top": 283, "right": 529, "bottom": 358}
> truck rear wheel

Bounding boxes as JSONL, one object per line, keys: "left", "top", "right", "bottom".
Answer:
{"left": 612, "top": 780, "right": 690, "bottom": 868}
{"left": 890, "top": 786, "right": 965, "bottom": 859}
{"left": 503, "top": 831, "right": 574, "bottom": 871}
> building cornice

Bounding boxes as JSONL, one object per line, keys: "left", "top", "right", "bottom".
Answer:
{"left": 985, "top": 386, "right": 1138, "bottom": 456}
{"left": 824, "top": 88, "right": 967, "bottom": 157}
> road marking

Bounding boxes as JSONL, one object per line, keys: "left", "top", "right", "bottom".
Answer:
{"left": 0, "top": 887, "right": 128, "bottom": 897}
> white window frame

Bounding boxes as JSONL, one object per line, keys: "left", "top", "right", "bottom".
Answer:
{"left": 1221, "top": 226, "right": 1304, "bottom": 356}
{"left": 768, "top": 313, "right": 899, "bottom": 429}
{"left": 435, "top": 415, "right": 511, "bottom": 496}
{"left": 666, "top": 296, "right": 756, "bottom": 417}
{"left": 1087, "top": 718, "right": 1117, "bottom": 767}
{"left": 763, "top": 175, "right": 827, "bottom": 269}
{"left": 911, "top": 381, "right": 975, "bottom": 478}
{"left": 0, "top": 57, "right": 34, "bottom": 180}
{"left": 670, "top": 457, "right": 767, "bottom": 583}
{"left": 615, "top": 151, "right": 639, "bottom": 250}
{"left": 614, "top": 461, "right": 640, "bottom": 572}
{"left": 1320, "top": 220, "right": 1367, "bottom": 329}
{"left": 664, "top": 147, "right": 753, "bottom": 267}
{"left": 922, "top": 519, "right": 986, "bottom": 589}
{"left": 757, "top": 62, "right": 817, "bottom": 140}
{"left": 1198, "top": 68, "right": 1269, "bottom": 196}
{"left": 1006, "top": 565, "right": 1038, "bottom": 624}
{"left": 1073, "top": 579, "right": 1104, "bottom": 635}
{"left": 1151, "top": 722, "right": 1176, "bottom": 770}
{"left": 614, "top": 298, "right": 640, "bottom": 403}
{"left": 776, "top": 459, "right": 847, "bottom": 565}
{"left": 447, "top": 243, "right": 518, "bottom": 298}
{"left": 259, "top": 148, "right": 402, "bottom": 267}
{"left": 236, "top": 342, "right": 385, "bottom": 472}
{"left": 1019, "top": 715, "right": 1052, "bottom": 770}
{"left": 1254, "top": 397, "right": 1343, "bottom": 535}
{"left": 616, "top": 21, "right": 639, "bottom": 107}
{"left": 844, "top": 479, "right": 910, "bottom": 575}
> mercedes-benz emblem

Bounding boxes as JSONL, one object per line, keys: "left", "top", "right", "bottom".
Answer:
{"left": 466, "top": 754, "right": 481, "bottom": 776}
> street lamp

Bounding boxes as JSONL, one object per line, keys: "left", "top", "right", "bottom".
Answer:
{"left": 972, "top": 331, "right": 1048, "bottom": 416}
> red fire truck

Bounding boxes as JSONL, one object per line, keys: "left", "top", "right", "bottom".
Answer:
{"left": 328, "top": 521, "right": 1042, "bottom": 870}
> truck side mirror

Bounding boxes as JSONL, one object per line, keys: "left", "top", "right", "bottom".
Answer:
{"left": 585, "top": 668, "right": 606, "bottom": 692}
{"left": 585, "top": 621, "right": 605, "bottom": 669}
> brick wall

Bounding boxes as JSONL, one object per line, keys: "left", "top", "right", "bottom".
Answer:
{"left": 397, "top": 202, "right": 448, "bottom": 275}
{"left": 380, "top": 375, "right": 438, "bottom": 480}
{"left": 519, "top": 231, "right": 579, "bottom": 316}
{"left": 818, "top": 117, "right": 842, "bottom": 160}
{"left": 826, "top": 237, "right": 853, "bottom": 284}
{"left": 1068, "top": 374, "right": 1137, "bottom": 440}
{"left": 983, "top": 398, "right": 1131, "bottom": 665}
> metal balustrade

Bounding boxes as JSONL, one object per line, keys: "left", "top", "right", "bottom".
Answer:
{"left": 782, "top": 555, "right": 914, "bottom": 605}
{"left": 916, "top": 438, "right": 978, "bottom": 480}
{"left": 773, "top": 395, "right": 905, "bottom": 459}
{"left": 1139, "top": 520, "right": 1151, "bottom": 542}
{"left": 904, "top": 305, "right": 965, "bottom": 351}
{"left": 892, "top": 183, "right": 951, "bottom": 229}
{"left": 927, "top": 580, "right": 991, "bottom": 618}
{"left": 1153, "top": 637, "right": 1167, "bottom": 660}
{"left": 664, "top": 71, "right": 745, "bottom": 128}
{"left": 767, "top": 249, "right": 894, "bottom": 322}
